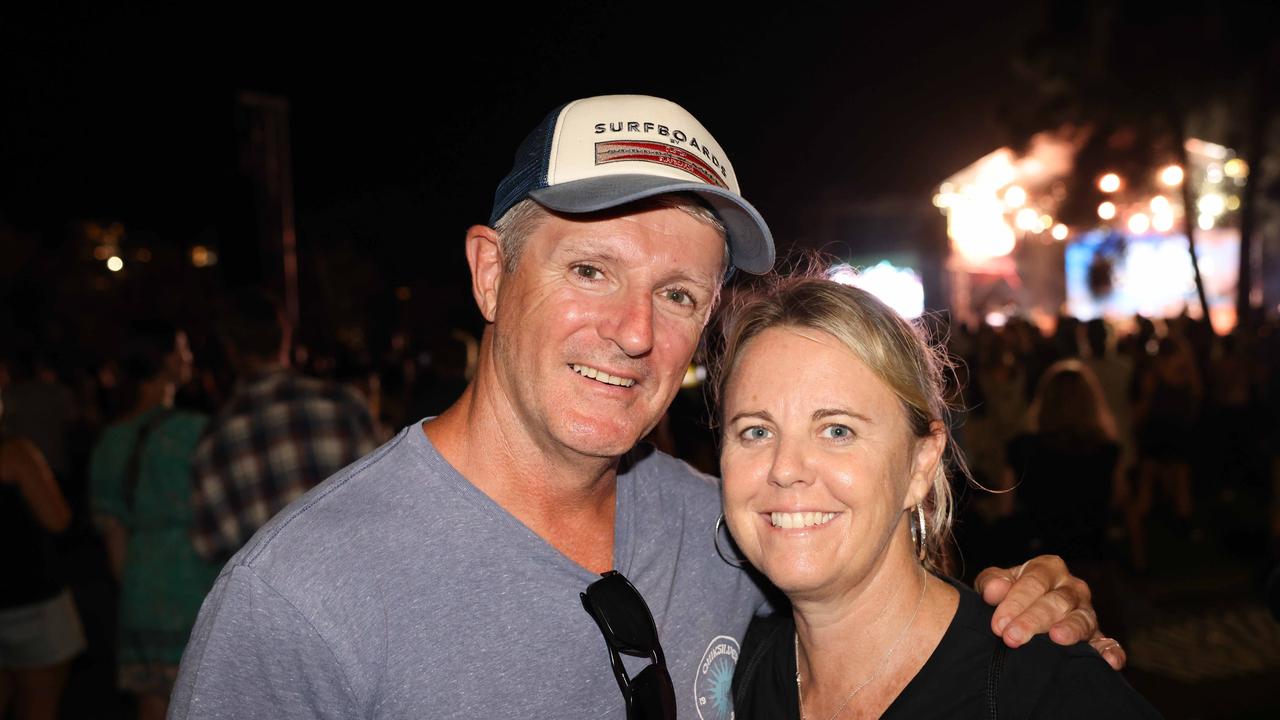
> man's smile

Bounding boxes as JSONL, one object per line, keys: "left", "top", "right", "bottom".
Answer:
{"left": 570, "top": 363, "right": 637, "bottom": 388}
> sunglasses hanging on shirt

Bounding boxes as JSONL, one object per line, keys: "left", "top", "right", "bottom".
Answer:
{"left": 580, "top": 571, "right": 677, "bottom": 720}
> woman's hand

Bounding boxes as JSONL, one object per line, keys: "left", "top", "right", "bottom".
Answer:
{"left": 974, "top": 555, "right": 1126, "bottom": 670}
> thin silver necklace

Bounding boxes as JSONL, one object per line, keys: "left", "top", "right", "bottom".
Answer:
{"left": 795, "top": 568, "right": 929, "bottom": 720}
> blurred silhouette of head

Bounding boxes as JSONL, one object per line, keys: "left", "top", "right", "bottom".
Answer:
{"left": 1031, "top": 359, "right": 1115, "bottom": 441}
{"left": 118, "top": 320, "right": 192, "bottom": 411}
{"left": 216, "top": 289, "right": 289, "bottom": 373}
{"left": 1084, "top": 318, "right": 1110, "bottom": 359}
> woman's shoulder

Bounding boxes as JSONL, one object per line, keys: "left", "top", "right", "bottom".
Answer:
{"left": 155, "top": 408, "right": 209, "bottom": 440}
{"left": 973, "top": 584, "right": 1161, "bottom": 718}
{"left": 912, "top": 582, "right": 1162, "bottom": 718}
{"left": 999, "top": 634, "right": 1163, "bottom": 718}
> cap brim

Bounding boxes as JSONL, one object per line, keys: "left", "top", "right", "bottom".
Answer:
{"left": 529, "top": 175, "right": 775, "bottom": 274}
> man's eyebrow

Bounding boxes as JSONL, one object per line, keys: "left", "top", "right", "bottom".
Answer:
{"left": 657, "top": 267, "right": 717, "bottom": 290}
{"left": 812, "top": 407, "right": 873, "bottom": 424}
{"left": 727, "top": 409, "right": 774, "bottom": 426}
{"left": 554, "top": 241, "right": 626, "bottom": 264}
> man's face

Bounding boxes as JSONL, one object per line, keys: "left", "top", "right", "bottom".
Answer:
{"left": 488, "top": 205, "right": 725, "bottom": 460}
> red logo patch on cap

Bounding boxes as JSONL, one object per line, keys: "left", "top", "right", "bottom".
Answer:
{"left": 594, "top": 140, "right": 729, "bottom": 190}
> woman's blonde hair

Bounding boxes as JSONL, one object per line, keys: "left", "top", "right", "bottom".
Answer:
{"left": 712, "top": 271, "right": 967, "bottom": 570}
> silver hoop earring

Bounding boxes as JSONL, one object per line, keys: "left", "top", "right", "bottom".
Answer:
{"left": 909, "top": 504, "right": 928, "bottom": 561}
{"left": 714, "top": 513, "right": 748, "bottom": 568}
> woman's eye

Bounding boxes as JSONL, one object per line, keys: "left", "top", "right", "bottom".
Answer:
{"left": 739, "top": 426, "right": 771, "bottom": 442}
{"left": 821, "top": 424, "right": 854, "bottom": 440}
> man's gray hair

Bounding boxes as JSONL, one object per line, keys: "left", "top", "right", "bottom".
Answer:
{"left": 491, "top": 196, "right": 729, "bottom": 275}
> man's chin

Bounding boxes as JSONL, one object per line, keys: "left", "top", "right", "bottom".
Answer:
{"left": 557, "top": 420, "right": 647, "bottom": 459}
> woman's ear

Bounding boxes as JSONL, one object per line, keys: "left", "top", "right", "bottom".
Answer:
{"left": 904, "top": 421, "right": 946, "bottom": 509}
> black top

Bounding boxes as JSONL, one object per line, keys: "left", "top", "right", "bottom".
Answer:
{"left": 1006, "top": 433, "right": 1118, "bottom": 562}
{"left": 732, "top": 580, "right": 1162, "bottom": 719}
{"left": 0, "top": 481, "right": 65, "bottom": 609}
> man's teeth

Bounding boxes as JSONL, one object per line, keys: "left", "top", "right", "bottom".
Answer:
{"left": 571, "top": 364, "right": 635, "bottom": 388}
{"left": 771, "top": 512, "right": 837, "bottom": 529}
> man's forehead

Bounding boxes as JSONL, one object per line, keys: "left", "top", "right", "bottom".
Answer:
{"left": 541, "top": 211, "right": 727, "bottom": 281}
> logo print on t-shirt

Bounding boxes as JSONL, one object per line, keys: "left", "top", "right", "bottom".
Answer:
{"left": 694, "top": 635, "right": 739, "bottom": 720}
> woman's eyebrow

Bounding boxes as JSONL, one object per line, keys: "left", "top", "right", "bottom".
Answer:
{"left": 812, "top": 407, "right": 872, "bottom": 424}
{"left": 727, "top": 410, "right": 774, "bottom": 426}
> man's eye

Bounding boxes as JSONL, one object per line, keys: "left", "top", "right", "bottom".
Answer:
{"left": 574, "top": 265, "right": 603, "bottom": 280}
{"left": 665, "top": 288, "right": 694, "bottom": 306}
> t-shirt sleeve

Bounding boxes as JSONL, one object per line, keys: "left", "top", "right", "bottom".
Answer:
{"left": 1003, "top": 641, "right": 1164, "bottom": 719}
{"left": 170, "top": 564, "right": 363, "bottom": 720}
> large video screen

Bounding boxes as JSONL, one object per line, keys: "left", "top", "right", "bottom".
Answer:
{"left": 1065, "top": 228, "right": 1238, "bottom": 329}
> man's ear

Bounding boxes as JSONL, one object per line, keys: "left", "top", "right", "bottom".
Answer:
{"left": 465, "top": 225, "right": 504, "bottom": 323}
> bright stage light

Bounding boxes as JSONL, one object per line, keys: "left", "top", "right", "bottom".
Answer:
{"left": 1159, "top": 165, "right": 1184, "bottom": 186}
{"left": 1015, "top": 207, "right": 1041, "bottom": 232}
{"left": 1098, "top": 173, "right": 1122, "bottom": 193}
{"left": 1098, "top": 202, "right": 1117, "bottom": 220}
{"left": 1003, "top": 185, "right": 1027, "bottom": 208}
{"left": 1198, "top": 193, "right": 1226, "bottom": 216}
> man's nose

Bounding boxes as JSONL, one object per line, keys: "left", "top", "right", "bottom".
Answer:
{"left": 602, "top": 286, "right": 655, "bottom": 358}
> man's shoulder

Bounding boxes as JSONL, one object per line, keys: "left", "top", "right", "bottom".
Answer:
{"left": 275, "top": 370, "right": 359, "bottom": 398}
{"left": 225, "top": 427, "right": 420, "bottom": 574}
{"left": 199, "top": 371, "right": 369, "bottom": 445}
{"left": 235, "top": 370, "right": 364, "bottom": 412}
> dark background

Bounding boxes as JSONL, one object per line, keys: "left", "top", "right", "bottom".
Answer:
{"left": 1, "top": 1, "right": 1038, "bottom": 353}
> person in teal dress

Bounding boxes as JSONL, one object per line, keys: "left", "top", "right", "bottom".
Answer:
{"left": 90, "top": 323, "right": 220, "bottom": 720}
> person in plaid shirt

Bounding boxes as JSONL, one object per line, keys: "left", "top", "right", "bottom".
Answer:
{"left": 190, "top": 291, "right": 378, "bottom": 562}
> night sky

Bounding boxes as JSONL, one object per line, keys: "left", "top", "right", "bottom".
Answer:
{"left": 1, "top": 2, "right": 1038, "bottom": 346}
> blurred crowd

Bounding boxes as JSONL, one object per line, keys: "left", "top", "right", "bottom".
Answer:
{"left": 947, "top": 312, "right": 1280, "bottom": 640}
{"left": 0, "top": 289, "right": 476, "bottom": 720}
{"left": 2, "top": 292, "right": 1278, "bottom": 719}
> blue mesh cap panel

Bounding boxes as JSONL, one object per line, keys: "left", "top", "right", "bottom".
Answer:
{"left": 488, "top": 102, "right": 567, "bottom": 226}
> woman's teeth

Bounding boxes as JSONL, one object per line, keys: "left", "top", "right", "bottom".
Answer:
{"left": 770, "top": 511, "right": 837, "bottom": 529}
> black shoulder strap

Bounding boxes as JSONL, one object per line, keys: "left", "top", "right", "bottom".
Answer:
{"left": 732, "top": 615, "right": 789, "bottom": 713}
{"left": 123, "top": 408, "right": 176, "bottom": 512}
{"left": 987, "top": 643, "right": 1007, "bottom": 720}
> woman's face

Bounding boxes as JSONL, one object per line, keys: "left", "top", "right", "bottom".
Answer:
{"left": 719, "top": 326, "right": 941, "bottom": 603}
